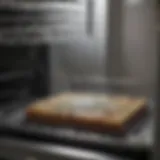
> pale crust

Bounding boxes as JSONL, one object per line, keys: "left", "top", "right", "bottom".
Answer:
{"left": 26, "top": 92, "right": 147, "bottom": 133}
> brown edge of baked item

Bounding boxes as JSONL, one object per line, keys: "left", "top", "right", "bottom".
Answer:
{"left": 26, "top": 99, "right": 148, "bottom": 136}
{"left": 65, "top": 103, "right": 148, "bottom": 136}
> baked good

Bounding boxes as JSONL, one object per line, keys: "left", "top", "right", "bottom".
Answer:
{"left": 26, "top": 92, "right": 148, "bottom": 135}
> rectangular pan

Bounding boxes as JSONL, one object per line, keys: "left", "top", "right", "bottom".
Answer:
{"left": 0, "top": 99, "right": 153, "bottom": 153}
{"left": 0, "top": 137, "right": 129, "bottom": 160}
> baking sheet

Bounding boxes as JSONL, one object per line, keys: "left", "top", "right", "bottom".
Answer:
{"left": 0, "top": 100, "right": 153, "bottom": 151}
{"left": 0, "top": 137, "right": 130, "bottom": 160}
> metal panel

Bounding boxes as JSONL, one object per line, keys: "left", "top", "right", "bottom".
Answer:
{"left": 153, "top": 0, "right": 160, "bottom": 158}
{"left": 49, "top": 0, "right": 126, "bottom": 93}
{"left": 0, "top": 138, "right": 128, "bottom": 160}
{"left": 48, "top": 0, "right": 109, "bottom": 93}
{"left": 0, "top": 0, "right": 84, "bottom": 11}
{"left": 0, "top": 0, "right": 86, "bottom": 44}
{"left": 123, "top": 0, "right": 157, "bottom": 96}
{"left": 0, "top": 0, "right": 123, "bottom": 94}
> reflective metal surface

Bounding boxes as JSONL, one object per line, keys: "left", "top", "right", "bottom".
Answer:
{"left": 1, "top": 102, "right": 152, "bottom": 150}
{"left": 0, "top": 0, "right": 88, "bottom": 44}
{"left": 0, "top": 137, "right": 128, "bottom": 160}
{"left": 0, "top": 1, "right": 84, "bottom": 11}
{"left": 0, "top": 0, "right": 156, "bottom": 96}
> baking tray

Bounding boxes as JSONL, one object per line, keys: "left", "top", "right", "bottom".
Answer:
{"left": 0, "top": 137, "right": 130, "bottom": 160}
{"left": 0, "top": 99, "right": 153, "bottom": 153}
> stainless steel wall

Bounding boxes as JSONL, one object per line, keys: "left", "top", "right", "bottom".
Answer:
{"left": 59, "top": 0, "right": 107, "bottom": 76}
{"left": 49, "top": 0, "right": 108, "bottom": 93}
{"left": 123, "top": 0, "right": 157, "bottom": 95}
{"left": 49, "top": 0, "right": 157, "bottom": 96}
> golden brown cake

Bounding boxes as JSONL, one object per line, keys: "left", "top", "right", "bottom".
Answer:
{"left": 26, "top": 92, "right": 148, "bottom": 135}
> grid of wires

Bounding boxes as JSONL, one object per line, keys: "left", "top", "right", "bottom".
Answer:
{"left": 0, "top": 1, "right": 86, "bottom": 45}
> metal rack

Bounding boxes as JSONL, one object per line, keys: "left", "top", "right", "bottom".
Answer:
{"left": 0, "top": 0, "right": 88, "bottom": 45}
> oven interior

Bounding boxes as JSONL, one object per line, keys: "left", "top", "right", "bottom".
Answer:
{"left": 0, "top": 0, "right": 156, "bottom": 159}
